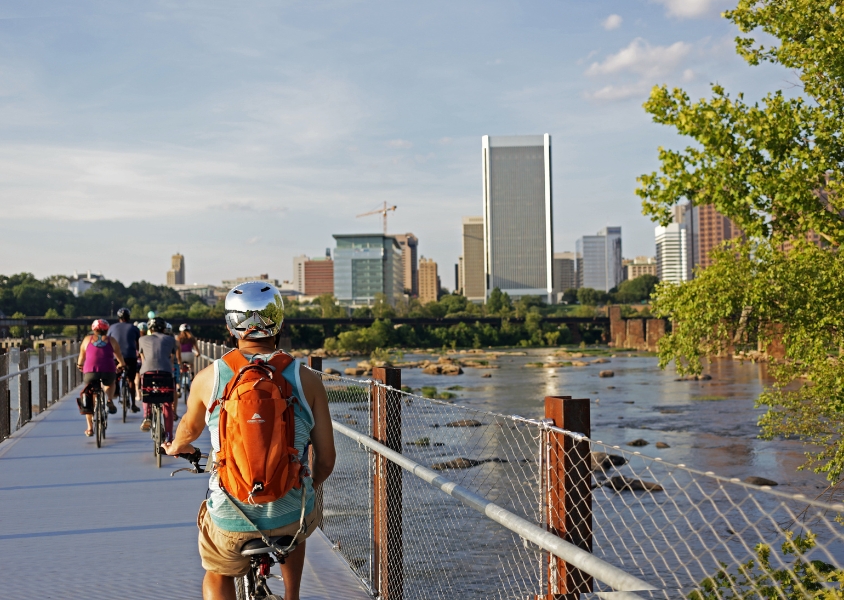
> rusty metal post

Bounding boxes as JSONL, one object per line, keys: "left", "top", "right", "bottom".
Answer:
{"left": 19, "top": 349, "right": 31, "bottom": 425}
{"left": 307, "top": 356, "right": 324, "bottom": 529}
{"left": 51, "top": 344, "right": 58, "bottom": 404}
{"left": 38, "top": 345, "right": 47, "bottom": 412}
{"left": 371, "top": 366, "right": 403, "bottom": 600}
{"left": 544, "top": 396, "right": 593, "bottom": 598}
{"left": 0, "top": 351, "right": 8, "bottom": 440}
{"left": 61, "top": 341, "right": 68, "bottom": 397}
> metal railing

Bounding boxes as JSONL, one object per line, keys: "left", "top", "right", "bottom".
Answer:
{"left": 192, "top": 341, "right": 844, "bottom": 599}
{"left": 0, "top": 341, "right": 80, "bottom": 441}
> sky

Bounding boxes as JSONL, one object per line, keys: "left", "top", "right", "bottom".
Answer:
{"left": 0, "top": 0, "right": 791, "bottom": 288}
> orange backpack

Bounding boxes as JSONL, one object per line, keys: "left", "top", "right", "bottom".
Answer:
{"left": 215, "top": 349, "right": 304, "bottom": 504}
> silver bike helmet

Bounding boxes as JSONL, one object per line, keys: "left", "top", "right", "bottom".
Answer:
{"left": 224, "top": 281, "right": 285, "bottom": 340}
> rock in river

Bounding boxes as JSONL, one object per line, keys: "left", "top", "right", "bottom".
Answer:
{"left": 655, "top": 441, "right": 670, "bottom": 449}
{"left": 599, "top": 370, "right": 614, "bottom": 378}
{"left": 743, "top": 476, "right": 778, "bottom": 487}
{"left": 604, "top": 476, "right": 664, "bottom": 492}
{"left": 592, "top": 451, "right": 627, "bottom": 471}
{"left": 432, "top": 458, "right": 483, "bottom": 470}
{"left": 627, "top": 438, "right": 649, "bottom": 447}
{"left": 445, "top": 419, "right": 483, "bottom": 428}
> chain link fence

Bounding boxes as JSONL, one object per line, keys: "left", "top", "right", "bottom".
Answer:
{"left": 189, "top": 341, "right": 844, "bottom": 598}
{"left": 316, "top": 369, "right": 844, "bottom": 599}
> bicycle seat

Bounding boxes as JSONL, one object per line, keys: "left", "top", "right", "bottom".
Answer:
{"left": 240, "top": 535, "right": 296, "bottom": 556}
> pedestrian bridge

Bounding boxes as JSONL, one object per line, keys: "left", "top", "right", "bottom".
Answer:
{"left": 1, "top": 341, "right": 843, "bottom": 599}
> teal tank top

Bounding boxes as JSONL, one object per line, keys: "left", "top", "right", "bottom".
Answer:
{"left": 205, "top": 351, "right": 315, "bottom": 532}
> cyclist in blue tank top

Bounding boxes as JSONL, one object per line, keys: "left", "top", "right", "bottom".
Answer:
{"left": 163, "top": 282, "right": 336, "bottom": 600}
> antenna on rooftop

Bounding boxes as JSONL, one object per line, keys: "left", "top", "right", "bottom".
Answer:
{"left": 356, "top": 201, "right": 397, "bottom": 235}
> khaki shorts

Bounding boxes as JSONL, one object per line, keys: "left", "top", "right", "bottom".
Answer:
{"left": 197, "top": 500, "right": 321, "bottom": 576}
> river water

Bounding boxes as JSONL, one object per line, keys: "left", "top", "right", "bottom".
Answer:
{"left": 320, "top": 348, "right": 841, "bottom": 599}
{"left": 326, "top": 349, "right": 828, "bottom": 495}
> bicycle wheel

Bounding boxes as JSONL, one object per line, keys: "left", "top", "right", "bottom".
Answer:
{"left": 235, "top": 573, "right": 249, "bottom": 600}
{"left": 95, "top": 393, "right": 103, "bottom": 448}
{"left": 121, "top": 377, "right": 128, "bottom": 423}
{"left": 154, "top": 404, "right": 162, "bottom": 468}
{"left": 182, "top": 372, "right": 191, "bottom": 402}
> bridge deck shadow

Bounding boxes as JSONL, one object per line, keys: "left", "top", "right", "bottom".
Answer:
{"left": 0, "top": 387, "right": 370, "bottom": 599}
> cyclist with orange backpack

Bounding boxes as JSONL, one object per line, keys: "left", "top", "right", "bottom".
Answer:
{"left": 162, "top": 282, "right": 336, "bottom": 600}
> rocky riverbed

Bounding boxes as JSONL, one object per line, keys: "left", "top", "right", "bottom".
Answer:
{"left": 321, "top": 347, "right": 830, "bottom": 497}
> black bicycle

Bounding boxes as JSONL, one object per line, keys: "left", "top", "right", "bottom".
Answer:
{"left": 90, "top": 384, "right": 107, "bottom": 448}
{"left": 180, "top": 362, "right": 192, "bottom": 402}
{"left": 141, "top": 371, "right": 174, "bottom": 468}
{"left": 117, "top": 369, "right": 131, "bottom": 423}
{"left": 151, "top": 403, "right": 164, "bottom": 468}
{"left": 173, "top": 449, "right": 295, "bottom": 600}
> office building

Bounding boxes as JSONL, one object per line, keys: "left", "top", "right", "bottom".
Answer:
{"left": 419, "top": 257, "right": 439, "bottom": 304}
{"left": 678, "top": 203, "right": 742, "bottom": 272}
{"left": 290, "top": 252, "right": 334, "bottom": 297}
{"left": 303, "top": 257, "right": 334, "bottom": 296}
{"left": 655, "top": 224, "right": 689, "bottom": 284}
{"left": 292, "top": 255, "right": 307, "bottom": 293}
{"left": 333, "top": 234, "right": 403, "bottom": 307}
{"left": 167, "top": 253, "right": 185, "bottom": 286}
{"left": 552, "top": 252, "right": 576, "bottom": 296}
{"left": 392, "top": 233, "right": 419, "bottom": 296}
{"left": 460, "top": 216, "right": 485, "bottom": 302}
{"left": 576, "top": 227, "right": 623, "bottom": 292}
{"left": 482, "top": 135, "right": 553, "bottom": 303}
{"left": 625, "top": 256, "right": 657, "bottom": 280}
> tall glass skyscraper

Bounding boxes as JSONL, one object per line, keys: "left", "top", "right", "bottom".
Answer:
{"left": 332, "top": 234, "right": 403, "bottom": 307}
{"left": 481, "top": 134, "right": 553, "bottom": 303}
{"left": 576, "top": 227, "right": 623, "bottom": 292}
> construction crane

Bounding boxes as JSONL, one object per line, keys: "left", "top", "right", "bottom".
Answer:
{"left": 356, "top": 201, "right": 397, "bottom": 235}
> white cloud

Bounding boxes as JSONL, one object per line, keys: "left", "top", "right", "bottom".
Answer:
{"left": 682, "top": 68, "right": 695, "bottom": 81}
{"left": 602, "top": 14, "right": 623, "bottom": 30}
{"left": 387, "top": 139, "right": 413, "bottom": 149}
{"left": 651, "top": 0, "right": 730, "bottom": 19}
{"left": 586, "top": 38, "right": 691, "bottom": 79}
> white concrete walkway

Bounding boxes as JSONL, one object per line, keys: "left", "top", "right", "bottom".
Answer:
{"left": 0, "top": 386, "right": 371, "bottom": 599}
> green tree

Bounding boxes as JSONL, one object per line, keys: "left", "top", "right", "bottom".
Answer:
{"left": 560, "top": 288, "right": 578, "bottom": 304}
{"left": 486, "top": 288, "right": 512, "bottom": 315}
{"left": 638, "top": 0, "right": 844, "bottom": 480}
{"left": 613, "top": 275, "right": 659, "bottom": 304}
{"left": 577, "top": 288, "right": 607, "bottom": 306}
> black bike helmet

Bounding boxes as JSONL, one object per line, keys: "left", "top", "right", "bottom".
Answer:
{"left": 148, "top": 316, "right": 166, "bottom": 333}
{"left": 116, "top": 307, "right": 130, "bottom": 320}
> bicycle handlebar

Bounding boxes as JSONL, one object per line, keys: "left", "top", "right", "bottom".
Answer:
{"left": 170, "top": 447, "right": 207, "bottom": 476}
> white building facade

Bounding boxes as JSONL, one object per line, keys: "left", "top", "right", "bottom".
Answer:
{"left": 655, "top": 223, "right": 690, "bottom": 284}
{"left": 482, "top": 134, "right": 554, "bottom": 303}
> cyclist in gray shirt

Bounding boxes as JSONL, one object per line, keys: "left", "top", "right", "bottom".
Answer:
{"left": 139, "top": 317, "right": 181, "bottom": 436}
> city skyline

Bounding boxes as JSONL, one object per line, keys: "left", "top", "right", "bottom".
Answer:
{"left": 0, "top": 1, "right": 792, "bottom": 286}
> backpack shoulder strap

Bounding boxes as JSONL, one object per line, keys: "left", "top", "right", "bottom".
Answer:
{"left": 281, "top": 358, "right": 315, "bottom": 424}
{"left": 212, "top": 349, "right": 252, "bottom": 410}
{"left": 221, "top": 348, "right": 249, "bottom": 373}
